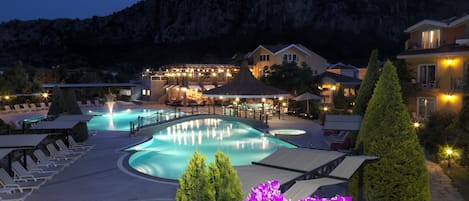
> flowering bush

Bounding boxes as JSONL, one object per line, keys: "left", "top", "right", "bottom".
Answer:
{"left": 245, "top": 180, "right": 352, "bottom": 201}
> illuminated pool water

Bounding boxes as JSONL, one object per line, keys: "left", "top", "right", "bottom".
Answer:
{"left": 86, "top": 108, "right": 177, "bottom": 131}
{"left": 127, "top": 118, "right": 296, "bottom": 180}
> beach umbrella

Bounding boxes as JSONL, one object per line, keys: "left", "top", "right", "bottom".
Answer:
{"left": 293, "top": 92, "right": 321, "bottom": 114}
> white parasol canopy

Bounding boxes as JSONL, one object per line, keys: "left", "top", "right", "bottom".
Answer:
{"left": 293, "top": 92, "right": 321, "bottom": 114}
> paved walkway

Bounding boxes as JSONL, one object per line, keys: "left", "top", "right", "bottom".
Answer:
{"left": 426, "top": 160, "right": 465, "bottom": 201}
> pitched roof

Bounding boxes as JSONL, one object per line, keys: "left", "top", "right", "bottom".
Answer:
{"left": 202, "top": 61, "right": 291, "bottom": 98}
{"left": 327, "top": 62, "right": 358, "bottom": 70}
{"left": 318, "top": 72, "right": 361, "bottom": 85}
{"left": 405, "top": 14, "right": 469, "bottom": 32}
{"left": 247, "top": 44, "right": 313, "bottom": 58}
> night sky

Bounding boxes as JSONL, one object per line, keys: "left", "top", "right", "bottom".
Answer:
{"left": 0, "top": 0, "right": 140, "bottom": 22}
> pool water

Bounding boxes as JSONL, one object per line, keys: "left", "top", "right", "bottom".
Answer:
{"left": 127, "top": 118, "right": 296, "bottom": 180}
{"left": 86, "top": 108, "right": 177, "bottom": 131}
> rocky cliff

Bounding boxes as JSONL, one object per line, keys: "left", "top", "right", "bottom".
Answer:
{"left": 0, "top": 0, "right": 468, "bottom": 69}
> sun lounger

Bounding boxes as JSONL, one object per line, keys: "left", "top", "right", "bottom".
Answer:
{"left": 21, "top": 104, "right": 31, "bottom": 112}
{"left": 12, "top": 162, "right": 54, "bottom": 181}
{"left": 24, "top": 156, "right": 63, "bottom": 173}
{"left": 13, "top": 105, "right": 24, "bottom": 113}
{"left": 85, "top": 100, "right": 93, "bottom": 107}
{"left": 68, "top": 136, "right": 93, "bottom": 151}
{"left": 0, "top": 168, "right": 44, "bottom": 190}
{"left": 0, "top": 190, "right": 32, "bottom": 201}
{"left": 33, "top": 150, "right": 72, "bottom": 167}
{"left": 38, "top": 103, "right": 47, "bottom": 110}
{"left": 46, "top": 144, "right": 81, "bottom": 160}
{"left": 55, "top": 140, "right": 87, "bottom": 154}
{"left": 28, "top": 104, "right": 39, "bottom": 112}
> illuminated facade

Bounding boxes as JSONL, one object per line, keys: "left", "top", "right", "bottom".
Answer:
{"left": 398, "top": 15, "right": 469, "bottom": 118}
{"left": 140, "top": 64, "right": 239, "bottom": 104}
{"left": 247, "top": 44, "right": 328, "bottom": 78}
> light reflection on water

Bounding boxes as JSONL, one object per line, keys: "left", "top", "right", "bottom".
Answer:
{"left": 128, "top": 118, "right": 295, "bottom": 180}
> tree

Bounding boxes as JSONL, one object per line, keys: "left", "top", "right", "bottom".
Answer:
{"left": 63, "top": 89, "right": 82, "bottom": 114}
{"left": 208, "top": 151, "right": 244, "bottom": 201}
{"left": 262, "top": 62, "right": 317, "bottom": 95}
{"left": 353, "top": 49, "right": 380, "bottom": 115}
{"left": 333, "top": 86, "right": 347, "bottom": 110}
{"left": 47, "top": 86, "right": 66, "bottom": 116}
{"left": 349, "top": 61, "right": 430, "bottom": 201}
{"left": 392, "top": 59, "right": 417, "bottom": 104}
{"left": 176, "top": 151, "right": 215, "bottom": 201}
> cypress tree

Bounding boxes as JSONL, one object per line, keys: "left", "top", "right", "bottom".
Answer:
{"left": 333, "top": 86, "right": 347, "bottom": 110}
{"left": 208, "top": 151, "right": 244, "bottom": 201}
{"left": 349, "top": 61, "right": 430, "bottom": 201}
{"left": 176, "top": 151, "right": 215, "bottom": 201}
{"left": 47, "top": 86, "right": 65, "bottom": 116}
{"left": 63, "top": 89, "right": 83, "bottom": 114}
{"left": 353, "top": 49, "right": 380, "bottom": 115}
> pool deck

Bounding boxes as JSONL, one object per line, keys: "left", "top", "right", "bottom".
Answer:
{"left": 1, "top": 104, "right": 326, "bottom": 201}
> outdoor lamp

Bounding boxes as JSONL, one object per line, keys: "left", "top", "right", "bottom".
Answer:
{"left": 413, "top": 122, "right": 420, "bottom": 128}
{"left": 262, "top": 98, "right": 266, "bottom": 102}
{"left": 446, "top": 148, "right": 454, "bottom": 168}
{"left": 324, "top": 106, "right": 328, "bottom": 112}
{"left": 4, "top": 95, "right": 10, "bottom": 100}
{"left": 41, "top": 93, "right": 49, "bottom": 99}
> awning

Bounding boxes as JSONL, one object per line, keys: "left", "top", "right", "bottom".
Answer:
{"left": 323, "top": 115, "right": 362, "bottom": 131}
{"left": 32, "top": 121, "right": 79, "bottom": 130}
{"left": 328, "top": 155, "right": 379, "bottom": 179}
{"left": 235, "top": 165, "right": 303, "bottom": 195}
{"left": 255, "top": 148, "right": 346, "bottom": 172}
{"left": 0, "top": 134, "right": 48, "bottom": 148}
{"left": 54, "top": 115, "right": 94, "bottom": 122}
{"left": 0, "top": 148, "right": 14, "bottom": 159}
{"left": 293, "top": 92, "right": 321, "bottom": 101}
{"left": 203, "top": 85, "right": 216, "bottom": 90}
{"left": 285, "top": 178, "right": 346, "bottom": 201}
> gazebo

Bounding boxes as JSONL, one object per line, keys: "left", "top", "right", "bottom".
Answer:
{"left": 203, "top": 61, "right": 291, "bottom": 121}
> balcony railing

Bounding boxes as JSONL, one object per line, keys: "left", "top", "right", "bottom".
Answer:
{"left": 452, "top": 77, "right": 469, "bottom": 91}
{"left": 419, "top": 80, "right": 438, "bottom": 89}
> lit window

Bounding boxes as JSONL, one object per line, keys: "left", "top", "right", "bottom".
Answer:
{"left": 283, "top": 54, "right": 297, "bottom": 62}
{"left": 418, "top": 64, "right": 437, "bottom": 88}
{"left": 421, "top": 29, "right": 440, "bottom": 49}
{"left": 417, "top": 97, "right": 436, "bottom": 118}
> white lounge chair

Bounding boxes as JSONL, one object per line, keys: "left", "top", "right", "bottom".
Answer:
{"left": 68, "top": 136, "right": 93, "bottom": 151}
{"left": 21, "top": 104, "right": 31, "bottom": 112}
{"left": 38, "top": 103, "right": 47, "bottom": 110}
{"left": 33, "top": 150, "right": 72, "bottom": 167}
{"left": 28, "top": 104, "right": 39, "bottom": 112}
{"left": 13, "top": 105, "right": 24, "bottom": 113}
{"left": 11, "top": 162, "right": 53, "bottom": 181}
{"left": 0, "top": 168, "right": 44, "bottom": 190}
{"left": 55, "top": 140, "right": 87, "bottom": 155}
{"left": 24, "top": 156, "right": 63, "bottom": 173}
{"left": 0, "top": 190, "right": 32, "bottom": 201}
{"left": 85, "top": 100, "right": 93, "bottom": 107}
{"left": 46, "top": 144, "right": 81, "bottom": 160}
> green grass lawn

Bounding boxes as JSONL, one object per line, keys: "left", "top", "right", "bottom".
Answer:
{"left": 441, "top": 164, "right": 469, "bottom": 200}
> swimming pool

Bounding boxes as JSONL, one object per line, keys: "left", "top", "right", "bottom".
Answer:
{"left": 23, "top": 108, "right": 179, "bottom": 131}
{"left": 127, "top": 118, "right": 296, "bottom": 180}
{"left": 86, "top": 108, "right": 178, "bottom": 131}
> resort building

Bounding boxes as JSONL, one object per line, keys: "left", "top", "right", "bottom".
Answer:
{"left": 139, "top": 64, "right": 239, "bottom": 104}
{"left": 317, "top": 72, "right": 361, "bottom": 108}
{"left": 397, "top": 14, "right": 469, "bottom": 118}
{"left": 326, "top": 62, "right": 367, "bottom": 80}
{"left": 247, "top": 44, "right": 328, "bottom": 78}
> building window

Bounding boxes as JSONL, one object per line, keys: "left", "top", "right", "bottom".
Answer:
{"left": 343, "top": 88, "right": 356, "bottom": 97}
{"left": 421, "top": 29, "right": 440, "bottom": 49}
{"left": 283, "top": 54, "right": 298, "bottom": 62}
{"left": 259, "top": 55, "right": 270, "bottom": 61}
{"left": 418, "top": 64, "right": 437, "bottom": 88}
{"left": 417, "top": 97, "right": 436, "bottom": 118}
{"left": 142, "top": 89, "right": 151, "bottom": 96}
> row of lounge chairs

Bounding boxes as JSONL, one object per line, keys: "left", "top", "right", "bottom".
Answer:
{"left": 0, "top": 137, "right": 93, "bottom": 201}
{"left": 77, "top": 100, "right": 103, "bottom": 108}
{"left": 1, "top": 103, "right": 51, "bottom": 114}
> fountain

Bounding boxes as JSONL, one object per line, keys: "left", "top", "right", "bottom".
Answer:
{"left": 104, "top": 92, "right": 116, "bottom": 115}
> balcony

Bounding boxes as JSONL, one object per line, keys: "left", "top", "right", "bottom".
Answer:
{"left": 418, "top": 79, "right": 439, "bottom": 90}
{"left": 452, "top": 77, "right": 469, "bottom": 92}
{"left": 456, "top": 34, "right": 469, "bottom": 45}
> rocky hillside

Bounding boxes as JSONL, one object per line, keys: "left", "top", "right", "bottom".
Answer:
{"left": 0, "top": 0, "right": 468, "bottom": 70}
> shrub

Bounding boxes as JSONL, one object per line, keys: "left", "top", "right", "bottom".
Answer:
{"left": 349, "top": 61, "right": 429, "bottom": 200}
{"left": 176, "top": 151, "right": 215, "bottom": 201}
{"left": 209, "top": 151, "right": 244, "bottom": 201}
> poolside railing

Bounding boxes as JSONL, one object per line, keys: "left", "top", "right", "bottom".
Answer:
{"left": 129, "top": 105, "right": 273, "bottom": 136}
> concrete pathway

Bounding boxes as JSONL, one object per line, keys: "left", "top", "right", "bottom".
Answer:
{"left": 426, "top": 160, "right": 465, "bottom": 201}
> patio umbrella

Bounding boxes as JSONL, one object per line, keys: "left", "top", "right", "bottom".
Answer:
{"left": 293, "top": 92, "right": 321, "bottom": 114}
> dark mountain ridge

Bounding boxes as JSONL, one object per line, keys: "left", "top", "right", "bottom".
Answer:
{"left": 0, "top": 0, "right": 468, "bottom": 70}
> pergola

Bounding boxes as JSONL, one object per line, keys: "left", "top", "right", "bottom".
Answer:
{"left": 202, "top": 61, "right": 291, "bottom": 121}
{"left": 0, "top": 134, "right": 49, "bottom": 175}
